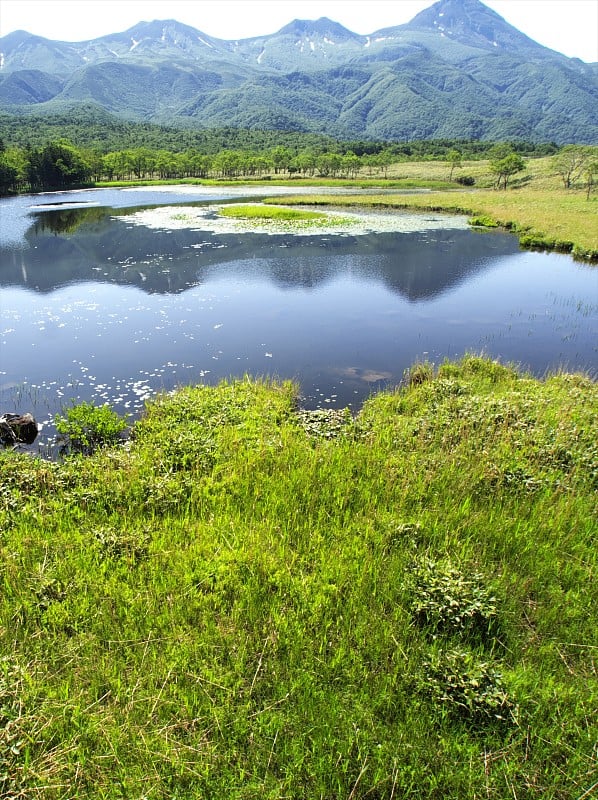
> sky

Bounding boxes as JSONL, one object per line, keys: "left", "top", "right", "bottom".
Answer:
{"left": 0, "top": 0, "right": 597, "bottom": 62}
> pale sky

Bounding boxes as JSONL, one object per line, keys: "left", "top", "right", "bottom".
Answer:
{"left": 0, "top": 0, "right": 597, "bottom": 62}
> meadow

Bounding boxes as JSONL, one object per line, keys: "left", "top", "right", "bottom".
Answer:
{"left": 1, "top": 356, "right": 596, "bottom": 798}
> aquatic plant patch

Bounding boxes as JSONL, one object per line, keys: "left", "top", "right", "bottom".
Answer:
{"left": 218, "top": 204, "right": 329, "bottom": 222}
{"left": 114, "top": 203, "right": 470, "bottom": 237}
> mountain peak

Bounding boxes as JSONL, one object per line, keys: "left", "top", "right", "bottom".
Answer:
{"left": 277, "top": 17, "right": 359, "bottom": 41}
{"left": 117, "top": 18, "right": 216, "bottom": 42}
{"left": 406, "top": 0, "right": 549, "bottom": 54}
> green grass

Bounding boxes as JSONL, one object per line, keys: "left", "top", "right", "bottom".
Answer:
{"left": 1, "top": 357, "right": 596, "bottom": 798}
{"left": 219, "top": 205, "right": 328, "bottom": 221}
{"left": 95, "top": 177, "right": 453, "bottom": 190}
{"left": 217, "top": 203, "right": 356, "bottom": 231}
{"left": 219, "top": 204, "right": 328, "bottom": 222}
{"left": 264, "top": 190, "right": 598, "bottom": 261}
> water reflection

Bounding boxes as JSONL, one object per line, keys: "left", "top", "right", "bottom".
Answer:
{"left": 1, "top": 189, "right": 596, "bottom": 456}
{"left": 2, "top": 202, "right": 521, "bottom": 301}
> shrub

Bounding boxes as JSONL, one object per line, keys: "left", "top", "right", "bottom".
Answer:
{"left": 456, "top": 175, "right": 475, "bottom": 186}
{"left": 420, "top": 648, "right": 518, "bottom": 725}
{"left": 55, "top": 402, "right": 128, "bottom": 455}
{"left": 410, "top": 558, "right": 498, "bottom": 639}
{"left": 468, "top": 215, "right": 498, "bottom": 228}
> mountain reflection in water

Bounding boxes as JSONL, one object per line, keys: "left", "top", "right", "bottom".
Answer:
{"left": 3, "top": 203, "right": 520, "bottom": 301}
{"left": 1, "top": 191, "right": 596, "bottom": 455}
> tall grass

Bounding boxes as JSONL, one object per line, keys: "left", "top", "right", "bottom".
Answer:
{"left": 1, "top": 359, "right": 596, "bottom": 798}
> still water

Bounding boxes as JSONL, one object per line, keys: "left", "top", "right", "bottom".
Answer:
{"left": 1, "top": 186, "right": 596, "bottom": 454}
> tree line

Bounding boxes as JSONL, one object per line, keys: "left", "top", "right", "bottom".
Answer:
{"left": 0, "top": 140, "right": 391, "bottom": 192}
{"left": 0, "top": 135, "right": 595, "bottom": 196}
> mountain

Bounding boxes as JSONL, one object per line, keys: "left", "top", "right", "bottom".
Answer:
{"left": 1, "top": 0, "right": 596, "bottom": 143}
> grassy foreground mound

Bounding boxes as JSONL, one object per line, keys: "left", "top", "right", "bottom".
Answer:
{"left": 1, "top": 358, "right": 596, "bottom": 799}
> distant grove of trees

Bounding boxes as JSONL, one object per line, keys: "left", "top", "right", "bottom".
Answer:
{"left": 0, "top": 126, "right": 594, "bottom": 196}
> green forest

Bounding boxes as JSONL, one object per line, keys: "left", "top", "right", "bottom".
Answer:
{"left": 0, "top": 111, "right": 560, "bottom": 194}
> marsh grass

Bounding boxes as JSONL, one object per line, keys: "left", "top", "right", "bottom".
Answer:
{"left": 97, "top": 177, "right": 453, "bottom": 190}
{"left": 219, "top": 204, "right": 328, "bottom": 221}
{"left": 1, "top": 359, "right": 596, "bottom": 798}
{"left": 217, "top": 204, "right": 346, "bottom": 231}
{"left": 266, "top": 188, "right": 598, "bottom": 261}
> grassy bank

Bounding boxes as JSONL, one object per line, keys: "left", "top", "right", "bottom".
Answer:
{"left": 265, "top": 187, "right": 598, "bottom": 261}
{"left": 95, "top": 177, "right": 453, "bottom": 190}
{"left": 1, "top": 357, "right": 596, "bottom": 798}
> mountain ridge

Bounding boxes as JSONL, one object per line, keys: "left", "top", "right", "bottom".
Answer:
{"left": 1, "top": 0, "right": 596, "bottom": 143}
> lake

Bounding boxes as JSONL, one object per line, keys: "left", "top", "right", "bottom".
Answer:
{"left": 1, "top": 185, "right": 596, "bottom": 455}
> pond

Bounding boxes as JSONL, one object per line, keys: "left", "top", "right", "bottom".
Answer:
{"left": 1, "top": 185, "right": 597, "bottom": 455}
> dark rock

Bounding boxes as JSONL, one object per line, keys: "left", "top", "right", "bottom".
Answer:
{"left": 0, "top": 413, "right": 39, "bottom": 446}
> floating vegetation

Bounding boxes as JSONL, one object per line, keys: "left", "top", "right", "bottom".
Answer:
{"left": 114, "top": 203, "right": 470, "bottom": 237}
{"left": 294, "top": 407, "right": 353, "bottom": 439}
{"left": 218, "top": 203, "right": 358, "bottom": 231}
{"left": 219, "top": 204, "right": 331, "bottom": 222}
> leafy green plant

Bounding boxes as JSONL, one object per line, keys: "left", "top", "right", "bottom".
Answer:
{"left": 411, "top": 558, "right": 498, "bottom": 639}
{"left": 420, "top": 649, "right": 518, "bottom": 725}
{"left": 93, "top": 525, "right": 150, "bottom": 562}
{"left": 295, "top": 407, "right": 353, "bottom": 439}
{"left": 55, "top": 401, "right": 128, "bottom": 455}
{"left": 468, "top": 214, "right": 498, "bottom": 227}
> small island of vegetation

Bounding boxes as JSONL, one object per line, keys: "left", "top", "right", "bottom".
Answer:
{"left": 217, "top": 203, "right": 353, "bottom": 231}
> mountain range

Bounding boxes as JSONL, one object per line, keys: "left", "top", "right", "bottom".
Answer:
{"left": 1, "top": 0, "right": 597, "bottom": 143}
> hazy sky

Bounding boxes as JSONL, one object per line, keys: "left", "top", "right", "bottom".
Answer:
{"left": 1, "top": 0, "right": 597, "bottom": 62}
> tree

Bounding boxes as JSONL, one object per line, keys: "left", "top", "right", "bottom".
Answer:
{"left": 487, "top": 142, "right": 514, "bottom": 161}
{"left": 26, "top": 141, "right": 91, "bottom": 190}
{"left": 551, "top": 145, "right": 591, "bottom": 189}
{"left": 585, "top": 159, "right": 598, "bottom": 200}
{"left": 293, "top": 150, "right": 317, "bottom": 177}
{"left": 341, "top": 152, "right": 361, "bottom": 179}
{"left": 447, "top": 149, "right": 462, "bottom": 181}
{"left": 0, "top": 159, "right": 18, "bottom": 194}
{"left": 317, "top": 152, "right": 342, "bottom": 178}
{"left": 490, "top": 151, "right": 526, "bottom": 190}
{"left": 81, "top": 148, "right": 105, "bottom": 182}
{"left": 0, "top": 143, "right": 26, "bottom": 194}
{"left": 154, "top": 150, "right": 178, "bottom": 179}
{"left": 102, "top": 150, "right": 132, "bottom": 181}
{"left": 127, "top": 147, "right": 156, "bottom": 179}
{"left": 375, "top": 150, "right": 395, "bottom": 179}
{"left": 270, "top": 146, "right": 293, "bottom": 175}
